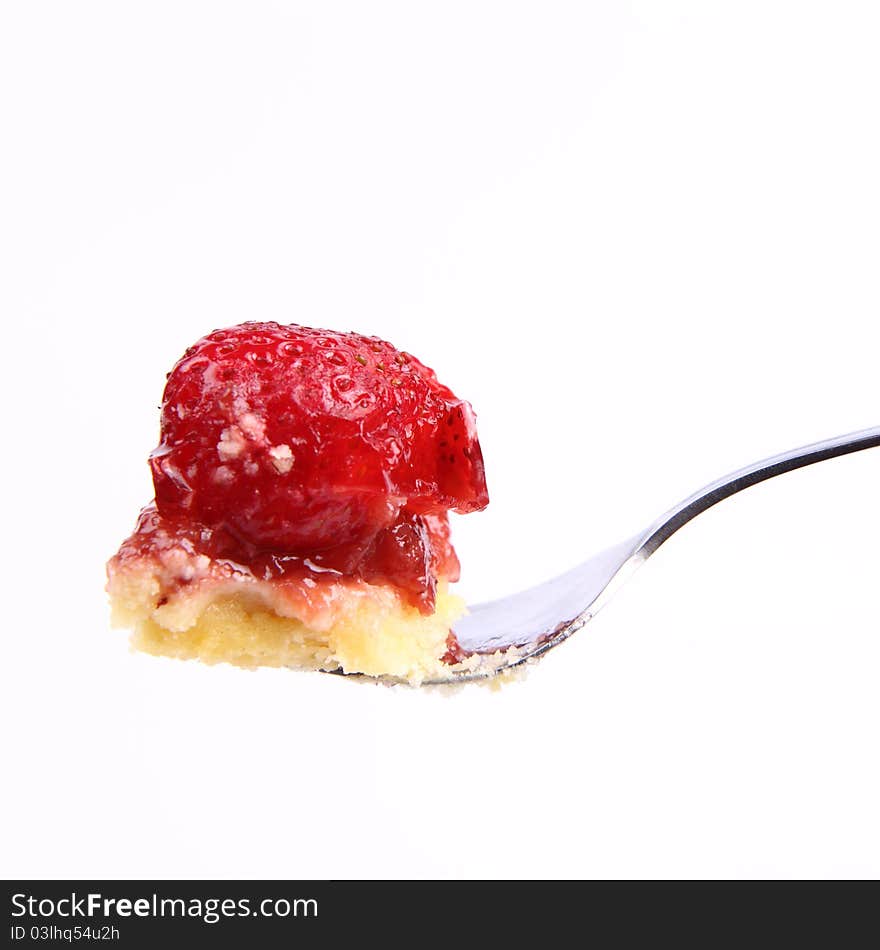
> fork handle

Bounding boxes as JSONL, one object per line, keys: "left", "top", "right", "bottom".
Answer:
{"left": 640, "top": 426, "right": 880, "bottom": 557}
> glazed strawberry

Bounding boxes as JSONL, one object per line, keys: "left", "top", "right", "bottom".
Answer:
{"left": 148, "top": 322, "right": 488, "bottom": 610}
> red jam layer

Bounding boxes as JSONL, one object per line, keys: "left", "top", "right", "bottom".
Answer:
{"left": 117, "top": 503, "right": 460, "bottom": 613}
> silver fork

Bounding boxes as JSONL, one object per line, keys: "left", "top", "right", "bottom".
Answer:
{"left": 435, "top": 425, "right": 880, "bottom": 685}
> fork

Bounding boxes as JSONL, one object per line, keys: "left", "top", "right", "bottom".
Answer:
{"left": 436, "top": 425, "right": 880, "bottom": 684}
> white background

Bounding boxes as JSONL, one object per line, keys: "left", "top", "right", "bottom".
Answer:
{"left": 2, "top": 1, "right": 878, "bottom": 879}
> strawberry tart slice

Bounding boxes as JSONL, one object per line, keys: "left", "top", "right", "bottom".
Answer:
{"left": 107, "top": 322, "right": 488, "bottom": 684}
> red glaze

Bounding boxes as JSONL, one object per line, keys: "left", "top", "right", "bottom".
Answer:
{"left": 147, "top": 322, "right": 488, "bottom": 611}
{"left": 118, "top": 503, "right": 458, "bottom": 604}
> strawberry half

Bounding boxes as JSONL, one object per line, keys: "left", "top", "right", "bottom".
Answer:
{"left": 148, "top": 322, "right": 488, "bottom": 610}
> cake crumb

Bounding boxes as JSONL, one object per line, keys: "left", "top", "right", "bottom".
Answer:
{"left": 217, "top": 426, "right": 247, "bottom": 460}
{"left": 268, "top": 444, "right": 294, "bottom": 474}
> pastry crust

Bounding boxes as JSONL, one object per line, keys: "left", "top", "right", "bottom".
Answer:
{"left": 107, "top": 548, "right": 465, "bottom": 685}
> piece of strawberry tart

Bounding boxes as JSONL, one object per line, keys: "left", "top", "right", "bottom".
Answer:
{"left": 106, "top": 322, "right": 489, "bottom": 684}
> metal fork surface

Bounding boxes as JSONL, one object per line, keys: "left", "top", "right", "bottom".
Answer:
{"left": 436, "top": 425, "right": 880, "bottom": 684}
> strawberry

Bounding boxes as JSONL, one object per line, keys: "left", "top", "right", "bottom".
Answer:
{"left": 149, "top": 322, "right": 488, "bottom": 610}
